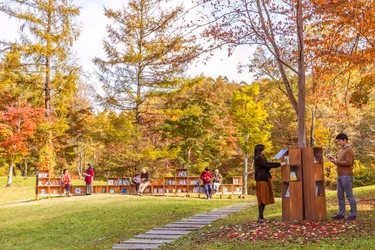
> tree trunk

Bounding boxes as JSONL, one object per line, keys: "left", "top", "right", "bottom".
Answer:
{"left": 310, "top": 107, "right": 316, "bottom": 147}
{"left": 297, "top": 0, "right": 306, "bottom": 148}
{"left": 6, "top": 162, "right": 13, "bottom": 187}
{"left": 243, "top": 154, "right": 248, "bottom": 195}
{"left": 24, "top": 161, "right": 28, "bottom": 177}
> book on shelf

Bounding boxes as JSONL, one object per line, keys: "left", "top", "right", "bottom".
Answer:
{"left": 75, "top": 188, "right": 81, "bottom": 193}
{"left": 108, "top": 180, "right": 114, "bottom": 185}
{"left": 285, "top": 186, "right": 290, "bottom": 197}
{"left": 290, "top": 171, "right": 297, "bottom": 181}
{"left": 101, "top": 187, "right": 105, "bottom": 193}
{"left": 121, "top": 188, "right": 127, "bottom": 194}
{"left": 109, "top": 189, "right": 115, "bottom": 194}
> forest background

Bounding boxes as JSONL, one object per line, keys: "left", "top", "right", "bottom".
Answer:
{"left": 0, "top": 0, "right": 375, "bottom": 194}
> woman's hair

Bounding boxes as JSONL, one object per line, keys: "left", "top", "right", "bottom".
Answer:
{"left": 63, "top": 169, "right": 68, "bottom": 174}
{"left": 205, "top": 167, "right": 210, "bottom": 171}
{"left": 254, "top": 144, "right": 265, "bottom": 160}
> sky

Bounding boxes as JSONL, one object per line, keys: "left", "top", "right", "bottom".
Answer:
{"left": 0, "top": 0, "right": 255, "bottom": 84}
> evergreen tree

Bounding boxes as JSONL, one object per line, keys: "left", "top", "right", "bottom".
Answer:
{"left": 93, "top": 0, "right": 200, "bottom": 121}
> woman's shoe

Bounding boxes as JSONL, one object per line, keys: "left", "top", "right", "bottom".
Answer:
{"left": 257, "top": 218, "right": 265, "bottom": 223}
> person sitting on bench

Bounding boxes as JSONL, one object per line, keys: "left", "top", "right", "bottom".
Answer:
{"left": 138, "top": 168, "right": 150, "bottom": 196}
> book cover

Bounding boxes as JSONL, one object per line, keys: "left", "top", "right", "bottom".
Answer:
{"left": 285, "top": 186, "right": 290, "bottom": 197}
{"left": 290, "top": 171, "right": 297, "bottom": 181}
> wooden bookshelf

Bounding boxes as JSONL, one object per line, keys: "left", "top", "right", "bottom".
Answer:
{"left": 302, "top": 147, "right": 327, "bottom": 221}
{"left": 36, "top": 170, "right": 64, "bottom": 199}
{"left": 36, "top": 169, "right": 245, "bottom": 199}
{"left": 232, "top": 176, "right": 243, "bottom": 195}
{"left": 94, "top": 185, "right": 108, "bottom": 194}
{"left": 107, "top": 177, "right": 131, "bottom": 194}
{"left": 71, "top": 185, "right": 85, "bottom": 195}
{"left": 281, "top": 148, "right": 304, "bottom": 221}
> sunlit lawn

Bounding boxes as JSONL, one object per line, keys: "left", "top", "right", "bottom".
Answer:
{"left": 0, "top": 177, "right": 252, "bottom": 250}
{"left": 161, "top": 185, "right": 375, "bottom": 250}
{"left": 1, "top": 177, "right": 374, "bottom": 250}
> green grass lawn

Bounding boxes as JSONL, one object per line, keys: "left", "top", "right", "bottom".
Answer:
{"left": 1, "top": 177, "right": 374, "bottom": 250}
{"left": 0, "top": 177, "right": 253, "bottom": 249}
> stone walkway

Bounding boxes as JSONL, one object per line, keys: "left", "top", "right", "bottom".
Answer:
{"left": 112, "top": 202, "right": 252, "bottom": 249}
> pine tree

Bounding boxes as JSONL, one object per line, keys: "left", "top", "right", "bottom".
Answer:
{"left": 93, "top": 0, "right": 200, "bottom": 121}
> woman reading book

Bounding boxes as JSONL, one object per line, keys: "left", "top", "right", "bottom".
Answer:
{"left": 254, "top": 144, "right": 286, "bottom": 223}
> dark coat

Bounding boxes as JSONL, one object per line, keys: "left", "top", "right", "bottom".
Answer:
{"left": 254, "top": 156, "right": 281, "bottom": 182}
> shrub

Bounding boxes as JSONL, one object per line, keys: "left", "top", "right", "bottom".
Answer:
{"left": 353, "top": 160, "right": 375, "bottom": 187}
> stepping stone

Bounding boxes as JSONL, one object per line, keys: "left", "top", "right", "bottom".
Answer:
{"left": 113, "top": 244, "right": 160, "bottom": 249}
{"left": 165, "top": 223, "right": 205, "bottom": 228}
{"left": 153, "top": 227, "right": 195, "bottom": 231}
{"left": 172, "top": 222, "right": 210, "bottom": 225}
{"left": 124, "top": 239, "right": 173, "bottom": 244}
{"left": 113, "top": 203, "right": 253, "bottom": 249}
{"left": 146, "top": 230, "right": 190, "bottom": 235}
{"left": 134, "top": 234, "right": 182, "bottom": 239}
{"left": 181, "top": 219, "right": 217, "bottom": 222}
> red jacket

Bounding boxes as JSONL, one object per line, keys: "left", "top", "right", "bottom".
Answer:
{"left": 85, "top": 168, "right": 95, "bottom": 184}
{"left": 200, "top": 171, "right": 212, "bottom": 184}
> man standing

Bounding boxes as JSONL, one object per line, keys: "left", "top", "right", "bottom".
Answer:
{"left": 330, "top": 133, "right": 357, "bottom": 221}
{"left": 200, "top": 167, "right": 212, "bottom": 200}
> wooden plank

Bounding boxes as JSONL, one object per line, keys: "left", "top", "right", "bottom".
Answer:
{"left": 289, "top": 148, "right": 302, "bottom": 165}
{"left": 302, "top": 147, "right": 318, "bottom": 221}
{"left": 289, "top": 181, "right": 303, "bottom": 221}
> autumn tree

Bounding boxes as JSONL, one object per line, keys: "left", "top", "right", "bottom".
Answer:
{"left": 0, "top": 106, "right": 45, "bottom": 186}
{"left": 157, "top": 77, "right": 238, "bottom": 174}
{"left": 0, "top": 0, "right": 81, "bottom": 171}
{"left": 230, "top": 83, "right": 272, "bottom": 194}
{"left": 196, "top": 0, "right": 308, "bottom": 147}
{"left": 93, "top": 0, "right": 201, "bottom": 122}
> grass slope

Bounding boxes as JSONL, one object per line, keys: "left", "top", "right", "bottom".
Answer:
{"left": 0, "top": 177, "right": 252, "bottom": 249}
{"left": 1, "top": 177, "right": 374, "bottom": 250}
{"left": 160, "top": 185, "right": 375, "bottom": 250}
